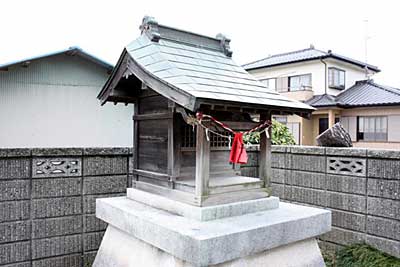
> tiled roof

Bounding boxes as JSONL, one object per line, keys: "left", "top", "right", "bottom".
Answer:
{"left": 304, "top": 80, "right": 400, "bottom": 108}
{"left": 304, "top": 94, "right": 337, "bottom": 107}
{"left": 336, "top": 80, "right": 400, "bottom": 107}
{"left": 0, "top": 46, "right": 113, "bottom": 70}
{"left": 243, "top": 47, "right": 380, "bottom": 72}
{"left": 101, "top": 16, "right": 314, "bottom": 114}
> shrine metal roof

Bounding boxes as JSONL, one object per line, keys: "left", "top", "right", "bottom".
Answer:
{"left": 99, "top": 16, "right": 314, "bottom": 115}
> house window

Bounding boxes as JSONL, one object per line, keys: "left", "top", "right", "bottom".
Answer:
{"left": 319, "top": 118, "right": 329, "bottom": 135}
{"left": 328, "top": 68, "right": 345, "bottom": 89}
{"left": 340, "top": 117, "right": 350, "bottom": 131}
{"left": 287, "top": 122, "right": 300, "bottom": 145}
{"left": 288, "top": 74, "right": 311, "bottom": 91}
{"left": 357, "top": 116, "right": 387, "bottom": 141}
{"left": 261, "top": 78, "right": 276, "bottom": 91}
{"left": 273, "top": 116, "right": 287, "bottom": 124}
{"left": 319, "top": 117, "right": 339, "bottom": 134}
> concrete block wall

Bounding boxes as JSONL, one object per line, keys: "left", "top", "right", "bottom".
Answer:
{"left": 1, "top": 145, "right": 399, "bottom": 265}
{"left": 268, "top": 145, "right": 400, "bottom": 258}
{"left": 0, "top": 148, "right": 131, "bottom": 267}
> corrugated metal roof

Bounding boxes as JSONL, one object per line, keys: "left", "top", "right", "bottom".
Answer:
{"left": 0, "top": 46, "right": 113, "bottom": 70}
{"left": 243, "top": 47, "right": 380, "bottom": 72}
{"left": 304, "top": 80, "right": 400, "bottom": 108}
{"left": 118, "top": 17, "right": 314, "bottom": 113}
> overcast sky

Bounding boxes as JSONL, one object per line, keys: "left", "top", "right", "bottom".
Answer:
{"left": 1, "top": 0, "right": 399, "bottom": 87}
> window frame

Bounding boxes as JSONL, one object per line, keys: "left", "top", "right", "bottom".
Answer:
{"left": 357, "top": 116, "right": 388, "bottom": 142}
{"left": 261, "top": 78, "right": 277, "bottom": 91}
{"left": 288, "top": 74, "right": 312, "bottom": 92}
{"left": 273, "top": 116, "right": 288, "bottom": 124}
{"left": 328, "top": 67, "right": 346, "bottom": 90}
{"left": 318, "top": 117, "right": 329, "bottom": 135}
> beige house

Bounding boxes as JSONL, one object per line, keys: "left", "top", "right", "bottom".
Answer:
{"left": 244, "top": 47, "right": 400, "bottom": 149}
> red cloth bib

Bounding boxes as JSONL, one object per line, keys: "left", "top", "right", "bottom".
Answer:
{"left": 229, "top": 133, "right": 248, "bottom": 164}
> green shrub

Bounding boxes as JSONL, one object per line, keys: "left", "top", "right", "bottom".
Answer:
{"left": 324, "top": 243, "right": 400, "bottom": 267}
{"left": 271, "top": 119, "right": 296, "bottom": 145}
{"left": 243, "top": 119, "right": 296, "bottom": 145}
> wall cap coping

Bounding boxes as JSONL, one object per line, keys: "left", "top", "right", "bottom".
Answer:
{"left": 272, "top": 146, "right": 400, "bottom": 160}
{"left": 271, "top": 145, "right": 288, "bottom": 153}
{"left": 83, "top": 147, "right": 131, "bottom": 156}
{"left": 367, "top": 149, "right": 400, "bottom": 159}
{"left": 289, "top": 146, "right": 326, "bottom": 155}
{"left": 325, "top": 147, "right": 367, "bottom": 157}
{"left": 0, "top": 148, "right": 31, "bottom": 158}
{"left": 0, "top": 147, "right": 132, "bottom": 157}
{"left": 31, "top": 148, "right": 84, "bottom": 156}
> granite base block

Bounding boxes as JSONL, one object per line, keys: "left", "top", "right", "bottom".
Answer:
{"left": 94, "top": 225, "right": 325, "bottom": 267}
{"left": 94, "top": 196, "right": 331, "bottom": 266}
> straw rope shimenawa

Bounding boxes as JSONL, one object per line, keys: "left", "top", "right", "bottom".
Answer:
{"left": 185, "top": 112, "right": 272, "bottom": 146}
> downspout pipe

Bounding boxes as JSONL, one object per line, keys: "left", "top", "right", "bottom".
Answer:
{"left": 320, "top": 57, "right": 327, "bottom": 94}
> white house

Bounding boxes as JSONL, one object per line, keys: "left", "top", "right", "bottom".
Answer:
{"left": 243, "top": 46, "right": 400, "bottom": 149}
{"left": 0, "top": 47, "right": 133, "bottom": 148}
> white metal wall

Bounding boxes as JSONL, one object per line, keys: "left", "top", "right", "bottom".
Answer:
{"left": 0, "top": 54, "right": 133, "bottom": 148}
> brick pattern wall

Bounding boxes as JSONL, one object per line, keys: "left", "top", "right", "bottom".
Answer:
{"left": 268, "top": 146, "right": 400, "bottom": 258}
{"left": 0, "top": 148, "right": 131, "bottom": 267}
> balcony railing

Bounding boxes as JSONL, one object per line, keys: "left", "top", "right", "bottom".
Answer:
{"left": 276, "top": 85, "right": 312, "bottom": 92}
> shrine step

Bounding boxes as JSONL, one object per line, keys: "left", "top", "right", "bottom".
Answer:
{"left": 126, "top": 187, "right": 279, "bottom": 221}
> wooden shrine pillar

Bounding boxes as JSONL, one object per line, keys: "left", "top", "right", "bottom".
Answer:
{"left": 168, "top": 109, "right": 181, "bottom": 189}
{"left": 132, "top": 102, "right": 139, "bottom": 182}
{"left": 259, "top": 112, "right": 272, "bottom": 188}
{"left": 195, "top": 125, "right": 210, "bottom": 204}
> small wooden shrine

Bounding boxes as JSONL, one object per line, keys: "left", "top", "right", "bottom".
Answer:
{"left": 98, "top": 16, "right": 314, "bottom": 206}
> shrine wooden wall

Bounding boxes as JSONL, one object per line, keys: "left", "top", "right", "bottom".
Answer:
{"left": 136, "top": 93, "right": 169, "bottom": 174}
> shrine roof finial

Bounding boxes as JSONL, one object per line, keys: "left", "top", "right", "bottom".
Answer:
{"left": 216, "top": 33, "right": 233, "bottom": 57}
{"left": 139, "top": 16, "right": 160, "bottom": 42}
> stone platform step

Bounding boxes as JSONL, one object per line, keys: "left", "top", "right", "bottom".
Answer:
{"left": 127, "top": 188, "right": 279, "bottom": 221}
{"left": 95, "top": 197, "right": 331, "bottom": 266}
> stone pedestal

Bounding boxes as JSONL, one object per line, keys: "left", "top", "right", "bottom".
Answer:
{"left": 93, "top": 190, "right": 331, "bottom": 267}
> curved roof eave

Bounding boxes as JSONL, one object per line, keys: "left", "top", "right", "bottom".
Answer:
{"left": 126, "top": 54, "right": 197, "bottom": 111}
